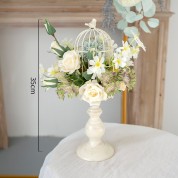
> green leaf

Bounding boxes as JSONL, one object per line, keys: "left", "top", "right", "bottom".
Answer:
{"left": 142, "top": 0, "right": 153, "bottom": 13}
{"left": 86, "top": 51, "right": 93, "bottom": 60}
{"left": 134, "top": 14, "right": 143, "bottom": 21}
{"left": 136, "top": 2, "right": 142, "bottom": 12}
{"left": 51, "top": 48, "right": 64, "bottom": 58}
{"left": 44, "top": 19, "right": 56, "bottom": 36}
{"left": 82, "top": 72, "right": 92, "bottom": 81}
{"left": 117, "top": 19, "right": 128, "bottom": 30}
{"left": 44, "top": 78, "right": 58, "bottom": 83}
{"left": 126, "top": 11, "right": 137, "bottom": 23}
{"left": 140, "top": 20, "right": 151, "bottom": 33}
{"left": 73, "top": 79, "right": 85, "bottom": 87}
{"left": 42, "top": 85, "right": 57, "bottom": 88}
{"left": 124, "top": 27, "right": 139, "bottom": 37}
{"left": 113, "top": 0, "right": 126, "bottom": 14}
{"left": 147, "top": 18, "right": 159, "bottom": 28}
{"left": 144, "top": 3, "right": 156, "bottom": 17}
{"left": 58, "top": 43, "right": 67, "bottom": 52}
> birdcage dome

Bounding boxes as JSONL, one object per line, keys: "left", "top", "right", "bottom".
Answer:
{"left": 74, "top": 19, "right": 114, "bottom": 58}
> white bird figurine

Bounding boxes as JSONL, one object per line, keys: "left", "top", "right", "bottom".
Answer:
{"left": 85, "top": 19, "right": 97, "bottom": 29}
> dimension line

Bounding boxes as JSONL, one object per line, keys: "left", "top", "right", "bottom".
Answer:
{"left": 38, "top": 19, "right": 43, "bottom": 152}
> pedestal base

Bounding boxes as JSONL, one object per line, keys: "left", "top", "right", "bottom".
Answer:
{"left": 77, "top": 141, "right": 115, "bottom": 161}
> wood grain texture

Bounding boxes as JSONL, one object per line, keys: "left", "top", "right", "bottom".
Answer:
{"left": 0, "top": 0, "right": 172, "bottom": 27}
{"left": 0, "top": 0, "right": 106, "bottom": 27}
{"left": 0, "top": 176, "right": 38, "bottom": 178}
{"left": 127, "top": 1, "right": 173, "bottom": 128}
{"left": 0, "top": 69, "right": 8, "bottom": 149}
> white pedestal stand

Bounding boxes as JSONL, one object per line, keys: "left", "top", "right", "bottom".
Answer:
{"left": 77, "top": 101, "right": 115, "bottom": 161}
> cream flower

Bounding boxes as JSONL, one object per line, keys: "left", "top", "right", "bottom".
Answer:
{"left": 50, "top": 41, "right": 63, "bottom": 55}
{"left": 47, "top": 64, "right": 59, "bottom": 77}
{"left": 119, "top": 82, "right": 126, "bottom": 91}
{"left": 113, "top": 53, "right": 127, "bottom": 69}
{"left": 119, "top": 41, "right": 132, "bottom": 58}
{"left": 79, "top": 80, "right": 107, "bottom": 105}
{"left": 87, "top": 55, "right": 105, "bottom": 79}
{"left": 118, "top": 0, "right": 142, "bottom": 7}
{"left": 58, "top": 50, "right": 80, "bottom": 74}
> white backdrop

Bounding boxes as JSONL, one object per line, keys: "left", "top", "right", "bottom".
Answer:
{"left": 163, "top": 0, "right": 178, "bottom": 136}
{"left": 0, "top": 27, "right": 122, "bottom": 137}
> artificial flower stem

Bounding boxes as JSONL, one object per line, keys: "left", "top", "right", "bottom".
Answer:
{"left": 52, "top": 34, "right": 60, "bottom": 46}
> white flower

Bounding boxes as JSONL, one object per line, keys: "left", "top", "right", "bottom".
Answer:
{"left": 58, "top": 50, "right": 80, "bottom": 74}
{"left": 113, "top": 53, "right": 127, "bottom": 69}
{"left": 118, "top": 0, "right": 142, "bottom": 7}
{"left": 87, "top": 55, "right": 105, "bottom": 79}
{"left": 120, "top": 41, "right": 132, "bottom": 58}
{"left": 47, "top": 64, "right": 59, "bottom": 77}
{"left": 131, "top": 46, "right": 140, "bottom": 59}
{"left": 51, "top": 41, "right": 63, "bottom": 55}
{"left": 79, "top": 80, "right": 107, "bottom": 104}
{"left": 119, "top": 82, "right": 126, "bottom": 91}
{"left": 132, "top": 32, "right": 146, "bottom": 51}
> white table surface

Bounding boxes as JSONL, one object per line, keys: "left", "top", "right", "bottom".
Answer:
{"left": 39, "top": 123, "right": 178, "bottom": 178}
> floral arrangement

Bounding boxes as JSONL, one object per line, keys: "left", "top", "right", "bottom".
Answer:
{"left": 40, "top": 0, "right": 160, "bottom": 104}
{"left": 40, "top": 18, "right": 146, "bottom": 104}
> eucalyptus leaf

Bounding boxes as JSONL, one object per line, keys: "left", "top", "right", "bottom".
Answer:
{"left": 126, "top": 11, "right": 137, "bottom": 23}
{"left": 142, "top": 0, "right": 153, "bottom": 13}
{"left": 44, "top": 19, "right": 56, "bottom": 36}
{"left": 148, "top": 18, "right": 159, "bottom": 28}
{"left": 136, "top": 2, "right": 142, "bottom": 12}
{"left": 134, "top": 14, "right": 143, "bottom": 21}
{"left": 140, "top": 20, "right": 151, "bottom": 33}
{"left": 113, "top": 0, "right": 126, "bottom": 14}
{"left": 144, "top": 3, "right": 156, "bottom": 17}
{"left": 124, "top": 27, "right": 139, "bottom": 37}
{"left": 117, "top": 19, "right": 128, "bottom": 30}
{"left": 128, "top": 37, "right": 137, "bottom": 46}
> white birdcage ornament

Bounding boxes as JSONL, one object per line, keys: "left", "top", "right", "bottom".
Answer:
{"left": 74, "top": 19, "right": 114, "bottom": 60}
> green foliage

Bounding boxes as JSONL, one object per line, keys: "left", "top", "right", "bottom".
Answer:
{"left": 42, "top": 78, "right": 58, "bottom": 88}
{"left": 44, "top": 19, "right": 56, "bottom": 36}
{"left": 113, "top": 0, "right": 159, "bottom": 35}
{"left": 82, "top": 71, "right": 92, "bottom": 81}
{"left": 140, "top": 20, "right": 151, "bottom": 33}
{"left": 148, "top": 18, "right": 159, "bottom": 28}
{"left": 117, "top": 19, "right": 128, "bottom": 30}
{"left": 68, "top": 72, "right": 85, "bottom": 87}
{"left": 144, "top": 3, "right": 156, "bottom": 17}
{"left": 124, "top": 27, "right": 139, "bottom": 37}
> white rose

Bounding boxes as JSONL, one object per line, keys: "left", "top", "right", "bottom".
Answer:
{"left": 119, "top": 82, "right": 126, "bottom": 91}
{"left": 58, "top": 50, "right": 80, "bottom": 74}
{"left": 51, "top": 41, "right": 63, "bottom": 55}
{"left": 79, "top": 80, "right": 107, "bottom": 105}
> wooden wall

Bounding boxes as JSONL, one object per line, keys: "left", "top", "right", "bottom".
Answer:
{"left": 127, "top": 2, "right": 173, "bottom": 128}
{"left": 0, "top": 68, "right": 8, "bottom": 148}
